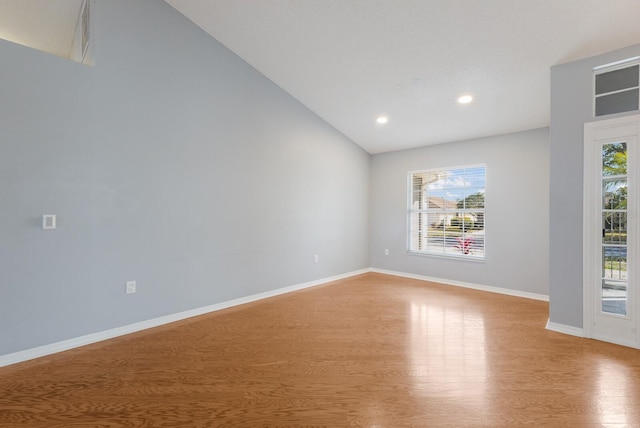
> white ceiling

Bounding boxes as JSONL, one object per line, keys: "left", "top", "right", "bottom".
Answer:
{"left": 1, "top": 1, "right": 639, "bottom": 154}
{"left": 165, "top": 0, "right": 640, "bottom": 153}
{"left": 0, "top": 0, "right": 83, "bottom": 59}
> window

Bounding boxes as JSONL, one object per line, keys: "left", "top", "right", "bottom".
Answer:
{"left": 408, "top": 165, "right": 485, "bottom": 259}
{"left": 594, "top": 58, "right": 640, "bottom": 117}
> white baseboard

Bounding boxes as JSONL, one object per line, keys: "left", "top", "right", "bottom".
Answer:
{"left": 370, "top": 268, "right": 549, "bottom": 302}
{"left": 591, "top": 333, "right": 639, "bottom": 349}
{"left": 0, "top": 268, "right": 370, "bottom": 369}
{"left": 545, "top": 319, "right": 584, "bottom": 337}
{"left": 0, "top": 268, "right": 556, "bottom": 368}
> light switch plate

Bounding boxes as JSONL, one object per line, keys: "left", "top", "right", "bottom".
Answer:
{"left": 126, "top": 281, "right": 136, "bottom": 294}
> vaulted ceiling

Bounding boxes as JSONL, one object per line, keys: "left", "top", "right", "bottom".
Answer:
{"left": 2, "top": 1, "right": 640, "bottom": 153}
{"left": 0, "top": 0, "right": 83, "bottom": 59}
{"left": 165, "top": 0, "right": 640, "bottom": 153}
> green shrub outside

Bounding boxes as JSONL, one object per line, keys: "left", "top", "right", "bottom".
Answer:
{"left": 450, "top": 216, "right": 474, "bottom": 229}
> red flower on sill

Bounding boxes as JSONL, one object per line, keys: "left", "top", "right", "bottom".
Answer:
{"left": 454, "top": 236, "right": 474, "bottom": 255}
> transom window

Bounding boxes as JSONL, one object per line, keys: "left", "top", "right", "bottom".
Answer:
{"left": 594, "top": 58, "right": 640, "bottom": 117}
{"left": 408, "top": 165, "right": 486, "bottom": 259}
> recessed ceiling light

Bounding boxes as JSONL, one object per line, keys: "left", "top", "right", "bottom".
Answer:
{"left": 458, "top": 95, "right": 473, "bottom": 104}
{"left": 376, "top": 116, "right": 388, "bottom": 124}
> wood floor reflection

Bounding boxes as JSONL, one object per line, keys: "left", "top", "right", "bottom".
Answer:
{"left": 2, "top": 272, "right": 640, "bottom": 427}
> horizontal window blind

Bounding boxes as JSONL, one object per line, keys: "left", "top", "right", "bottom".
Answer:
{"left": 408, "top": 165, "right": 486, "bottom": 259}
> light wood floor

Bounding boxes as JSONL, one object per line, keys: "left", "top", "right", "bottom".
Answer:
{"left": 2, "top": 272, "right": 640, "bottom": 427}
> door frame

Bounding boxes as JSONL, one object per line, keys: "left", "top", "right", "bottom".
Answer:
{"left": 583, "top": 113, "right": 640, "bottom": 348}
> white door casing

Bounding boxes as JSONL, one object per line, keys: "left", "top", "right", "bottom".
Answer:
{"left": 584, "top": 114, "right": 640, "bottom": 348}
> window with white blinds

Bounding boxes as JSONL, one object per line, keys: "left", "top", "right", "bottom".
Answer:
{"left": 408, "top": 165, "right": 485, "bottom": 259}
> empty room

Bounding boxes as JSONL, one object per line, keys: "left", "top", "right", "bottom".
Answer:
{"left": 2, "top": 0, "right": 640, "bottom": 426}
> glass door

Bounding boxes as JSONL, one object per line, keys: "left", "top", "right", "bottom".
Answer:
{"left": 584, "top": 116, "right": 639, "bottom": 349}
{"left": 601, "top": 141, "right": 628, "bottom": 316}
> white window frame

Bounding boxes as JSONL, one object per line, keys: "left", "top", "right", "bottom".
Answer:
{"left": 407, "top": 164, "right": 486, "bottom": 260}
{"left": 593, "top": 57, "right": 640, "bottom": 117}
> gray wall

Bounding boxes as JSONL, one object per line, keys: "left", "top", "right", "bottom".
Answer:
{"left": 0, "top": 0, "right": 370, "bottom": 356}
{"left": 549, "top": 43, "right": 640, "bottom": 328}
{"left": 370, "top": 128, "right": 550, "bottom": 296}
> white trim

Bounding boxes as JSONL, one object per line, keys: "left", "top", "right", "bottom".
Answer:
{"left": 594, "top": 86, "right": 640, "bottom": 98}
{"left": 593, "top": 56, "right": 640, "bottom": 71}
{"left": 545, "top": 319, "right": 584, "bottom": 338}
{"left": 584, "top": 115, "right": 640, "bottom": 347}
{"left": 592, "top": 333, "right": 640, "bottom": 349}
{"left": 0, "top": 269, "right": 370, "bottom": 368}
{"left": 370, "top": 268, "right": 549, "bottom": 301}
{"left": 583, "top": 120, "right": 597, "bottom": 339}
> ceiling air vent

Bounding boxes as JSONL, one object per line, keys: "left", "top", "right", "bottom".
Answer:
{"left": 594, "top": 58, "right": 640, "bottom": 117}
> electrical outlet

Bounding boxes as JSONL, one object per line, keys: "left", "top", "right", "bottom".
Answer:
{"left": 42, "top": 215, "right": 56, "bottom": 230}
{"left": 126, "top": 280, "right": 136, "bottom": 294}
{"left": 385, "top": 248, "right": 389, "bottom": 255}
{"left": 314, "top": 254, "right": 319, "bottom": 263}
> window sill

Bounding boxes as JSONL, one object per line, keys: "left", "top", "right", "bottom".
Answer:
{"left": 407, "top": 250, "right": 485, "bottom": 263}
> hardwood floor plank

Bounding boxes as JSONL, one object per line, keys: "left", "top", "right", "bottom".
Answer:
{"left": 1, "top": 272, "right": 640, "bottom": 427}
